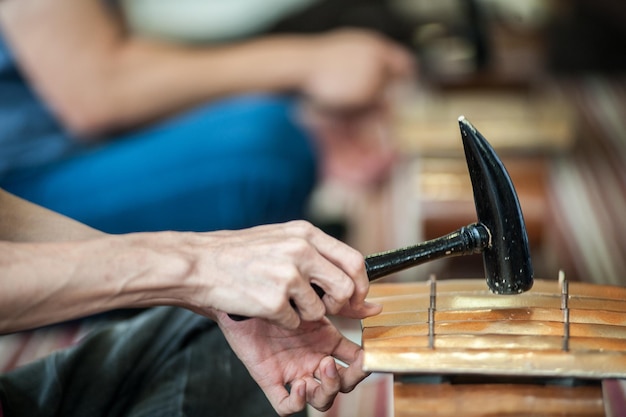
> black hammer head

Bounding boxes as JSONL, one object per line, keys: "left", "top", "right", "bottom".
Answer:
{"left": 459, "top": 116, "right": 534, "bottom": 294}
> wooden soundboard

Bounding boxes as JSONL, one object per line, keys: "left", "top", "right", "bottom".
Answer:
{"left": 362, "top": 276, "right": 626, "bottom": 379}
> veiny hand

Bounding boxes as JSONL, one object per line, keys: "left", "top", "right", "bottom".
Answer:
{"left": 218, "top": 312, "right": 371, "bottom": 416}
{"left": 185, "top": 220, "right": 381, "bottom": 329}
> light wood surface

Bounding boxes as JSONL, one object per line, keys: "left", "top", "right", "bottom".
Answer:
{"left": 362, "top": 279, "right": 626, "bottom": 378}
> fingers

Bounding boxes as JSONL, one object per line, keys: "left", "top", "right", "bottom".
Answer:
{"left": 305, "top": 356, "right": 342, "bottom": 411}
{"left": 230, "top": 220, "right": 373, "bottom": 325}
{"left": 336, "top": 349, "right": 369, "bottom": 393}
{"left": 311, "top": 338, "right": 369, "bottom": 404}
{"left": 302, "top": 224, "right": 374, "bottom": 317}
{"left": 287, "top": 280, "right": 326, "bottom": 324}
{"left": 270, "top": 362, "right": 342, "bottom": 417}
{"left": 295, "top": 352, "right": 369, "bottom": 413}
{"left": 263, "top": 250, "right": 350, "bottom": 327}
{"left": 277, "top": 357, "right": 344, "bottom": 414}
{"left": 249, "top": 320, "right": 368, "bottom": 415}
{"left": 258, "top": 221, "right": 360, "bottom": 319}
{"left": 325, "top": 334, "right": 371, "bottom": 392}
{"left": 287, "top": 220, "right": 380, "bottom": 319}
{"left": 339, "top": 299, "right": 383, "bottom": 320}
{"left": 269, "top": 380, "right": 307, "bottom": 417}
{"left": 271, "top": 302, "right": 302, "bottom": 330}
{"left": 268, "top": 364, "right": 344, "bottom": 417}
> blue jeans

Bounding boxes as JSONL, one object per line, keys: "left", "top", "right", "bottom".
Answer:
{"left": 0, "top": 308, "right": 304, "bottom": 417}
{"left": 1, "top": 95, "right": 317, "bottom": 233}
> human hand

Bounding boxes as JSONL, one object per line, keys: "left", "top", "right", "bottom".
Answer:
{"left": 299, "top": 29, "right": 414, "bottom": 112}
{"left": 295, "top": 29, "right": 413, "bottom": 186}
{"left": 301, "top": 104, "right": 397, "bottom": 186}
{"left": 187, "top": 221, "right": 381, "bottom": 329}
{"left": 217, "top": 313, "right": 371, "bottom": 416}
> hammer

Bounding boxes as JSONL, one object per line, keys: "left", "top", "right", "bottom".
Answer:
{"left": 364, "top": 116, "right": 533, "bottom": 294}
{"left": 230, "top": 116, "right": 533, "bottom": 320}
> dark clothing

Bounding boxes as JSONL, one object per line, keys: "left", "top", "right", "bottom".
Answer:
{"left": 0, "top": 308, "right": 306, "bottom": 417}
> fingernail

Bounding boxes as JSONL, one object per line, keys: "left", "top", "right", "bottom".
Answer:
{"left": 298, "top": 383, "right": 306, "bottom": 398}
{"left": 325, "top": 363, "right": 338, "bottom": 378}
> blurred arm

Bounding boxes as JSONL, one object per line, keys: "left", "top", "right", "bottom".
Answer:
{"left": 0, "top": 0, "right": 413, "bottom": 137}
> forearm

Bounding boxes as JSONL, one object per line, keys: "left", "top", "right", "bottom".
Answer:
{"left": 0, "top": 190, "right": 196, "bottom": 332}
{"left": 96, "top": 36, "right": 309, "bottom": 131}
{"left": 0, "top": 232, "right": 198, "bottom": 333}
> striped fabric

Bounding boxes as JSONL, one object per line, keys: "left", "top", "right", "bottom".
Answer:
{"left": 546, "top": 76, "right": 626, "bottom": 285}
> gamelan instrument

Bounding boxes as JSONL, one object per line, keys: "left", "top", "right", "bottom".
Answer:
{"left": 358, "top": 118, "right": 622, "bottom": 416}
{"left": 362, "top": 277, "right": 626, "bottom": 416}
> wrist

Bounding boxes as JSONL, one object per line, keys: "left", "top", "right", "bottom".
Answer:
{"left": 99, "top": 232, "right": 200, "bottom": 309}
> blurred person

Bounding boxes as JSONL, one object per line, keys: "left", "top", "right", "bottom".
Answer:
{"left": 0, "top": 0, "right": 414, "bottom": 234}
{"left": 0, "top": 187, "right": 382, "bottom": 416}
